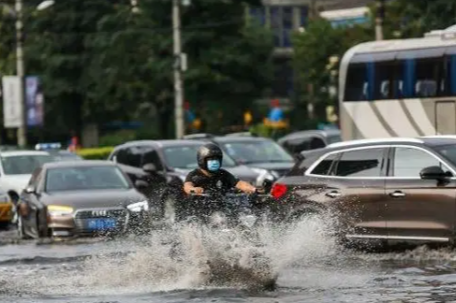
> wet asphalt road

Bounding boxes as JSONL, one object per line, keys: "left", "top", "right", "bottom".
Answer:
{"left": 2, "top": 220, "right": 456, "bottom": 303}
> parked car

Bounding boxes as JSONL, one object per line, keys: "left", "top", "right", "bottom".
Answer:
{"left": 0, "top": 150, "right": 55, "bottom": 204}
{"left": 17, "top": 160, "right": 149, "bottom": 239}
{"left": 277, "top": 129, "right": 342, "bottom": 158}
{"left": 269, "top": 136, "right": 456, "bottom": 247}
{"left": 184, "top": 134, "right": 296, "bottom": 181}
{"left": 107, "top": 140, "right": 262, "bottom": 221}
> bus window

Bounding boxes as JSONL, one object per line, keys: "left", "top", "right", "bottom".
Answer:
{"left": 374, "top": 60, "right": 394, "bottom": 100}
{"left": 447, "top": 50, "right": 456, "bottom": 96}
{"left": 395, "top": 48, "right": 445, "bottom": 99}
{"left": 344, "top": 62, "right": 368, "bottom": 101}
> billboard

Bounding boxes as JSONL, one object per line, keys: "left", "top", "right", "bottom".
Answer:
{"left": 2, "top": 76, "right": 23, "bottom": 128}
{"left": 25, "top": 76, "right": 44, "bottom": 127}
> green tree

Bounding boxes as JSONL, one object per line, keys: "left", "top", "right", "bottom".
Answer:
{"left": 292, "top": 18, "right": 372, "bottom": 129}
{"left": 381, "top": 0, "right": 456, "bottom": 39}
{"left": 19, "top": 0, "right": 273, "bottom": 143}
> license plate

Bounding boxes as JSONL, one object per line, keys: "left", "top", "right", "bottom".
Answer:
{"left": 87, "top": 218, "right": 117, "bottom": 231}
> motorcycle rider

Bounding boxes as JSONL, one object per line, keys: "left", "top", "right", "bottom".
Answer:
{"left": 184, "top": 143, "right": 258, "bottom": 195}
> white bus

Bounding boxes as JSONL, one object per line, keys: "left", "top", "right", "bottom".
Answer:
{"left": 339, "top": 24, "right": 456, "bottom": 141}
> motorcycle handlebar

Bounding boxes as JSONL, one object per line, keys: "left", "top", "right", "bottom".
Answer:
{"left": 189, "top": 187, "right": 264, "bottom": 197}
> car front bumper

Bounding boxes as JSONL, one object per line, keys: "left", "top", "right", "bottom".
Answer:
{"left": 47, "top": 208, "right": 133, "bottom": 237}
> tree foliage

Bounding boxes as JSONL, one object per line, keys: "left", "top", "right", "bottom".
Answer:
{"left": 0, "top": 0, "right": 273, "bottom": 143}
{"left": 292, "top": 18, "right": 372, "bottom": 129}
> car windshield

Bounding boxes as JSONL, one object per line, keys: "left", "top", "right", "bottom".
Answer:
{"left": 1, "top": 154, "right": 54, "bottom": 175}
{"left": 222, "top": 140, "right": 294, "bottom": 164}
{"left": 163, "top": 145, "right": 236, "bottom": 169}
{"left": 434, "top": 144, "right": 456, "bottom": 166}
{"left": 45, "top": 166, "right": 130, "bottom": 192}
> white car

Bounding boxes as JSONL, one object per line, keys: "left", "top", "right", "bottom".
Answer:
{"left": 0, "top": 150, "right": 54, "bottom": 204}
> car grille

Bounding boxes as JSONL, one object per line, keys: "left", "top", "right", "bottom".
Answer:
{"left": 74, "top": 208, "right": 128, "bottom": 234}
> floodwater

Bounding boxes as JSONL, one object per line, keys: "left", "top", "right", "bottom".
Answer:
{"left": 2, "top": 217, "right": 456, "bottom": 303}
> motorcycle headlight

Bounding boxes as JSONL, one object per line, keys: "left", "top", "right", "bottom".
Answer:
{"left": 47, "top": 205, "right": 74, "bottom": 217}
{"left": 127, "top": 201, "right": 149, "bottom": 213}
{"left": 252, "top": 168, "right": 277, "bottom": 186}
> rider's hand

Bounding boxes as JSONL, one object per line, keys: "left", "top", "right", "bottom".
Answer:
{"left": 191, "top": 187, "right": 204, "bottom": 195}
{"left": 245, "top": 186, "right": 257, "bottom": 195}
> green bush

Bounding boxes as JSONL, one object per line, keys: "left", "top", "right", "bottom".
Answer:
{"left": 76, "top": 147, "right": 114, "bottom": 160}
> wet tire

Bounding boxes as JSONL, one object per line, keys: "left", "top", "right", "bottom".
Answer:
{"left": 286, "top": 204, "right": 322, "bottom": 224}
{"left": 0, "top": 222, "right": 10, "bottom": 230}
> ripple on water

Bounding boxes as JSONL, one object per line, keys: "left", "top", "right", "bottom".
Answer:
{"left": 4, "top": 215, "right": 456, "bottom": 303}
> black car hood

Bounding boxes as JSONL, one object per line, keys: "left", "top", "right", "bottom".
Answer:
{"left": 173, "top": 165, "right": 259, "bottom": 183}
{"left": 40, "top": 189, "right": 146, "bottom": 209}
{"left": 245, "top": 162, "right": 294, "bottom": 176}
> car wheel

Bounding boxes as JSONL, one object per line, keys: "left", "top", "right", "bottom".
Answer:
{"left": 0, "top": 222, "right": 9, "bottom": 230}
{"left": 286, "top": 204, "right": 322, "bottom": 224}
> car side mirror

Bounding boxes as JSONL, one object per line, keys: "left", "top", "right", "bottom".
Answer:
{"left": 419, "top": 166, "right": 451, "bottom": 180}
{"left": 142, "top": 163, "right": 157, "bottom": 174}
{"left": 135, "top": 180, "right": 149, "bottom": 189}
{"left": 24, "top": 186, "right": 36, "bottom": 194}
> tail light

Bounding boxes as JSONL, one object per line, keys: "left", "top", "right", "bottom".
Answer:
{"left": 271, "top": 183, "right": 288, "bottom": 199}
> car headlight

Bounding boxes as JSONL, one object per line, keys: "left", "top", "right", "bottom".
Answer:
{"left": 251, "top": 168, "right": 277, "bottom": 186}
{"left": 127, "top": 201, "right": 149, "bottom": 213}
{"left": 47, "top": 205, "right": 74, "bottom": 216}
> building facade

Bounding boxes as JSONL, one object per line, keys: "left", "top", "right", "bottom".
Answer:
{"left": 247, "top": 0, "right": 372, "bottom": 101}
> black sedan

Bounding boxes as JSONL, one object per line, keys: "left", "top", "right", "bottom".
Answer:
{"left": 184, "top": 135, "right": 296, "bottom": 181}
{"left": 17, "top": 160, "right": 149, "bottom": 239}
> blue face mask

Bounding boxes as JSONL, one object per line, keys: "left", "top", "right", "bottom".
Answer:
{"left": 207, "top": 159, "right": 221, "bottom": 172}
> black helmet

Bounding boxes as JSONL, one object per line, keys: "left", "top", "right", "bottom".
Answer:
{"left": 197, "top": 143, "right": 223, "bottom": 170}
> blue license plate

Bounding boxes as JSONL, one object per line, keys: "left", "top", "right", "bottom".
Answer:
{"left": 87, "top": 218, "right": 117, "bottom": 231}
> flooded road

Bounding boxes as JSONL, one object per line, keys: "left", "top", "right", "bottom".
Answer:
{"left": 2, "top": 218, "right": 456, "bottom": 303}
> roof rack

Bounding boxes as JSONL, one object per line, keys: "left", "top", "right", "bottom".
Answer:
{"left": 327, "top": 137, "right": 423, "bottom": 148}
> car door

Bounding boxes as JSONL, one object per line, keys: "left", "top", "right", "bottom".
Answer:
{"left": 384, "top": 145, "right": 456, "bottom": 242}
{"left": 305, "top": 147, "right": 388, "bottom": 239}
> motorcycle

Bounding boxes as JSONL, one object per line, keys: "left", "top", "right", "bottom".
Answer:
{"left": 168, "top": 188, "right": 277, "bottom": 291}
{"left": 177, "top": 189, "right": 263, "bottom": 231}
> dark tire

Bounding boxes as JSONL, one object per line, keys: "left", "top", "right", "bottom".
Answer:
{"left": 286, "top": 205, "right": 322, "bottom": 224}
{"left": 0, "top": 222, "right": 10, "bottom": 230}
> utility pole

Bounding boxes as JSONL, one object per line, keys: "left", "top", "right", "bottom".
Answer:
{"left": 375, "top": 0, "right": 385, "bottom": 41}
{"left": 173, "top": 0, "right": 185, "bottom": 139}
{"left": 15, "top": 0, "right": 27, "bottom": 147}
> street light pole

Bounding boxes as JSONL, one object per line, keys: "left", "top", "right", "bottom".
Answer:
{"left": 15, "top": 0, "right": 26, "bottom": 147}
{"left": 173, "top": 0, "right": 185, "bottom": 139}
{"left": 375, "top": 0, "right": 385, "bottom": 41}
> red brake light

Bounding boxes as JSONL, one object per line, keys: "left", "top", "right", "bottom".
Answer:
{"left": 271, "top": 183, "right": 287, "bottom": 199}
